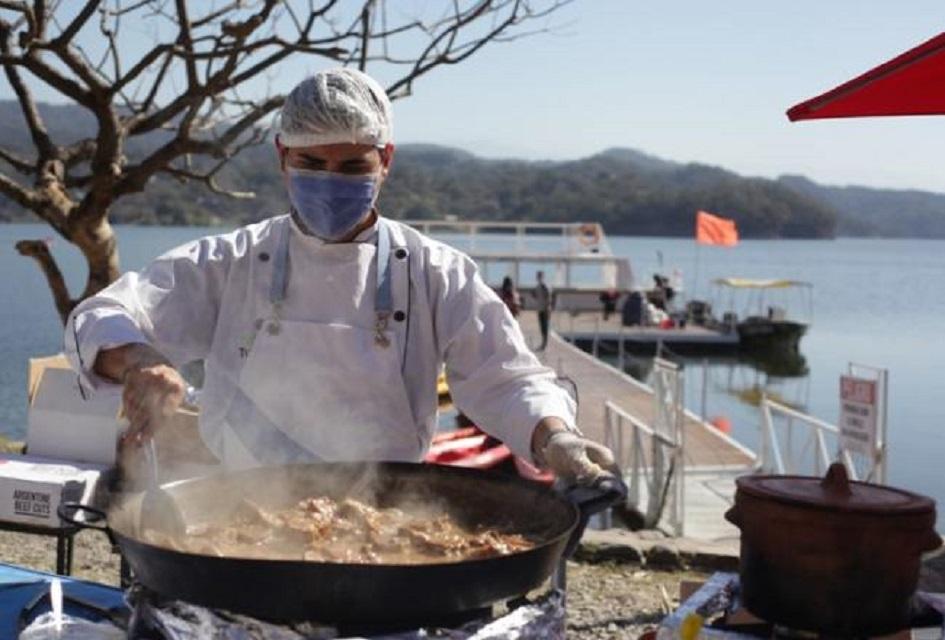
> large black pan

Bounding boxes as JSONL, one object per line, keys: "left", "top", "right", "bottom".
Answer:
{"left": 61, "top": 462, "right": 618, "bottom": 626}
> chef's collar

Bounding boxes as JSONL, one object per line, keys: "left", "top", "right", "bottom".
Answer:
{"left": 288, "top": 210, "right": 380, "bottom": 247}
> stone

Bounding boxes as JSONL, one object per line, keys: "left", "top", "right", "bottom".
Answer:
{"left": 574, "top": 536, "right": 644, "bottom": 564}
{"left": 645, "top": 543, "right": 684, "bottom": 570}
{"left": 577, "top": 528, "right": 741, "bottom": 572}
{"left": 673, "top": 537, "right": 739, "bottom": 572}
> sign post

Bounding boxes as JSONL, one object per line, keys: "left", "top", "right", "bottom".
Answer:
{"left": 839, "top": 375, "right": 878, "bottom": 455}
{"left": 840, "top": 364, "right": 889, "bottom": 483}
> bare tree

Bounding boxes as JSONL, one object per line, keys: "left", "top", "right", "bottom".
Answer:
{"left": 0, "top": 0, "right": 572, "bottom": 324}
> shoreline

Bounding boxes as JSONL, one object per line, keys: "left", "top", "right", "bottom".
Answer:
{"left": 4, "top": 220, "right": 945, "bottom": 241}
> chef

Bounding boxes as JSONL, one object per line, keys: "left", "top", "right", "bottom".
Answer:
{"left": 65, "top": 68, "right": 621, "bottom": 488}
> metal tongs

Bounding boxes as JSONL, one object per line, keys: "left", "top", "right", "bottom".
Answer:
{"left": 138, "top": 439, "right": 186, "bottom": 537}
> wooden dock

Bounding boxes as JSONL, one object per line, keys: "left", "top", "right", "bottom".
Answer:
{"left": 517, "top": 313, "right": 755, "bottom": 542}
{"left": 554, "top": 314, "right": 739, "bottom": 354}
{"left": 518, "top": 315, "right": 754, "bottom": 469}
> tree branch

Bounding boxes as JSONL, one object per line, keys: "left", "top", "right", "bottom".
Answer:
{"left": 0, "top": 147, "right": 35, "bottom": 174}
{"left": 357, "top": 1, "right": 371, "bottom": 71}
{"left": 16, "top": 49, "right": 96, "bottom": 108}
{"left": 0, "top": 17, "right": 55, "bottom": 159}
{"left": 61, "top": 138, "right": 97, "bottom": 167}
{"left": 173, "top": 0, "right": 198, "bottom": 88}
{"left": 117, "top": 95, "right": 282, "bottom": 197}
{"left": 51, "top": 0, "right": 98, "bottom": 47}
{"left": 386, "top": 0, "right": 501, "bottom": 99}
{"left": 16, "top": 239, "right": 73, "bottom": 324}
{"left": 0, "top": 170, "right": 36, "bottom": 208}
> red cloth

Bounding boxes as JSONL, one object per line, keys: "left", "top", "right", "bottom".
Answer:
{"left": 788, "top": 32, "right": 945, "bottom": 121}
{"left": 695, "top": 210, "right": 739, "bottom": 246}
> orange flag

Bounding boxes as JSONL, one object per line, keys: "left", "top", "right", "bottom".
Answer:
{"left": 696, "top": 210, "right": 739, "bottom": 246}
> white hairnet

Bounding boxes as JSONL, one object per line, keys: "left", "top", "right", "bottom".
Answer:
{"left": 277, "top": 67, "right": 393, "bottom": 147}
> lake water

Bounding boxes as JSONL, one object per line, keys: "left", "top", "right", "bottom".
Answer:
{"left": 1, "top": 224, "right": 943, "bottom": 519}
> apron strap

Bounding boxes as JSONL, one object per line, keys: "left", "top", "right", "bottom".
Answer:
{"left": 375, "top": 218, "right": 393, "bottom": 315}
{"left": 226, "top": 386, "right": 319, "bottom": 465}
{"left": 269, "top": 220, "right": 291, "bottom": 306}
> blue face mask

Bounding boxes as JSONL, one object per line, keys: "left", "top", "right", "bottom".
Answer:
{"left": 286, "top": 168, "right": 379, "bottom": 241}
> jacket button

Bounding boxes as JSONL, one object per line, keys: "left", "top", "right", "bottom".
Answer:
{"left": 393, "top": 310, "right": 406, "bottom": 322}
{"left": 395, "top": 248, "right": 407, "bottom": 259}
{"left": 258, "top": 252, "right": 270, "bottom": 262}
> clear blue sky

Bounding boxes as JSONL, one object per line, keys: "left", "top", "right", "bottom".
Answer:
{"left": 3, "top": 1, "right": 945, "bottom": 192}
{"left": 383, "top": 1, "right": 945, "bottom": 192}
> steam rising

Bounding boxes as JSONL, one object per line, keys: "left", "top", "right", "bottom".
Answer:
{"left": 122, "top": 355, "right": 451, "bottom": 538}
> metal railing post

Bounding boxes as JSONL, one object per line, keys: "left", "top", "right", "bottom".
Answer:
{"left": 759, "top": 395, "right": 773, "bottom": 473}
{"left": 700, "top": 358, "right": 709, "bottom": 423}
{"left": 617, "top": 323, "right": 625, "bottom": 371}
{"left": 630, "top": 426, "right": 641, "bottom": 508}
{"left": 880, "top": 368, "right": 889, "bottom": 484}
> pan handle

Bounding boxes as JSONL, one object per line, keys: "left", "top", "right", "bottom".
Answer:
{"left": 58, "top": 503, "right": 116, "bottom": 545}
{"left": 559, "top": 476, "right": 628, "bottom": 559}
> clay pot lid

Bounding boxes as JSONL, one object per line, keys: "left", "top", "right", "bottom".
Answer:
{"left": 736, "top": 463, "right": 936, "bottom": 515}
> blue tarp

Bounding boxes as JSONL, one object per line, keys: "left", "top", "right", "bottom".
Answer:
{"left": 0, "top": 562, "right": 125, "bottom": 637}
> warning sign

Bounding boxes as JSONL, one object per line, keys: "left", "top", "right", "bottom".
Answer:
{"left": 839, "top": 375, "right": 877, "bottom": 455}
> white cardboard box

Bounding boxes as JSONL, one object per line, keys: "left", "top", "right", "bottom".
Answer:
{"left": 0, "top": 454, "right": 108, "bottom": 528}
{"left": 28, "top": 368, "right": 121, "bottom": 466}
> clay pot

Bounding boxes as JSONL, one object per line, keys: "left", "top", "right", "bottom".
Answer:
{"left": 726, "top": 463, "right": 941, "bottom": 636}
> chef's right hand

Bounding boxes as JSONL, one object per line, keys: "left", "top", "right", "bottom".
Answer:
{"left": 96, "top": 344, "right": 186, "bottom": 446}
{"left": 541, "top": 431, "right": 622, "bottom": 487}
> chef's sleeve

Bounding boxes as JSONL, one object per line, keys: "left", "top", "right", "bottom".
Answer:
{"left": 431, "top": 250, "right": 577, "bottom": 462}
{"left": 65, "top": 233, "right": 233, "bottom": 392}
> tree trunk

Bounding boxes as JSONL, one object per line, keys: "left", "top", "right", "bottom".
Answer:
{"left": 18, "top": 214, "right": 121, "bottom": 326}
{"left": 73, "top": 217, "right": 121, "bottom": 301}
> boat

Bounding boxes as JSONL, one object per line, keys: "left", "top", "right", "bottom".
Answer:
{"left": 402, "top": 220, "right": 634, "bottom": 313}
{"left": 561, "top": 277, "right": 811, "bottom": 360}
{"left": 708, "top": 278, "right": 812, "bottom": 355}
{"left": 402, "top": 220, "right": 810, "bottom": 358}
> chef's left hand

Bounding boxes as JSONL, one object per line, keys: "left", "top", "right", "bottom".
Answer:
{"left": 533, "top": 419, "right": 626, "bottom": 491}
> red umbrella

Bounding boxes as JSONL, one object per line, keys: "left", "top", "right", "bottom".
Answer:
{"left": 787, "top": 31, "right": 945, "bottom": 121}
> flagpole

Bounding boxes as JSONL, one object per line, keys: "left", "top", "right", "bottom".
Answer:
{"left": 693, "top": 240, "right": 702, "bottom": 301}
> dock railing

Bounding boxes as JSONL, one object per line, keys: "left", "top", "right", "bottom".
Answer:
{"left": 571, "top": 314, "right": 630, "bottom": 368}
{"left": 759, "top": 394, "right": 887, "bottom": 483}
{"left": 603, "top": 357, "right": 686, "bottom": 536}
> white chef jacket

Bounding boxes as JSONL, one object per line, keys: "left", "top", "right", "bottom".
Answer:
{"left": 65, "top": 214, "right": 576, "bottom": 467}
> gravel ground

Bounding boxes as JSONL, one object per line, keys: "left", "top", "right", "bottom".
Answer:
{"left": 0, "top": 529, "right": 121, "bottom": 586}
{"left": 566, "top": 561, "right": 708, "bottom": 639}
{"left": 0, "top": 530, "right": 706, "bottom": 638}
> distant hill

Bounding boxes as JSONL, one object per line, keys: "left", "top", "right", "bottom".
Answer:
{"left": 778, "top": 175, "right": 945, "bottom": 238}
{"left": 0, "top": 100, "right": 943, "bottom": 237}
{"left": 381, "top": 146, "right": 837, "bottom": 238}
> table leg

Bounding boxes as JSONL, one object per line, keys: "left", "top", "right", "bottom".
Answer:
{"left": 65, "top": 532, "right": 74, "bottom": 575}
{"left": 56, "top": 532, "right": 66, "bottom": 575}
{"left": 120, "top": 556, "right": 131, "bottom": 589}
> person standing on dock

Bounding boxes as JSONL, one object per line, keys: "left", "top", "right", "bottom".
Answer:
{"left": 499, "top": 276, "right": 522, "bottom": 318}
{"left": 533, "top": 271, "right": 552, "bottom": 351}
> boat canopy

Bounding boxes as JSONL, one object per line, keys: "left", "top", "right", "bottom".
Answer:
{"left": 713, "top": 278, "right": 812, "bottom": 289}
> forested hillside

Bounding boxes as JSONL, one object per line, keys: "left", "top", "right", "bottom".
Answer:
{"left": 2, "top": 101, "right": 944, "bottom": 237}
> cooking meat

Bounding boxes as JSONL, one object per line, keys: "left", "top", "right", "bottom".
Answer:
{"left": 144, "top": 496, "right": 532, "bottom": 564}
